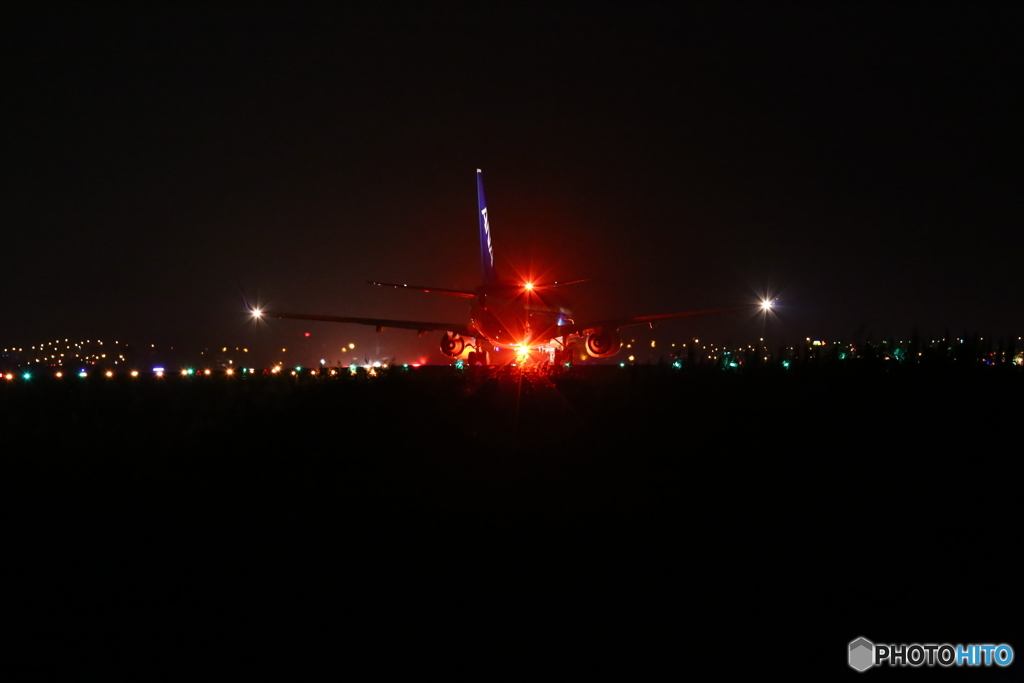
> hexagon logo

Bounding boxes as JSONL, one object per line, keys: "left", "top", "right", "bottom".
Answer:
{"left": 849, "top": 637, "right": 874, "bottom": 672}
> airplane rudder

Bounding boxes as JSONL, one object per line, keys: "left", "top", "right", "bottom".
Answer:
{"left": 477, "top": 169, "right": 497, "bottom": 284}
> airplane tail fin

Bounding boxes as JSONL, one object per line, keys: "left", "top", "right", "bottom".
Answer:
{"left": 477, "top": 169, "right": 498, "bottom": 285}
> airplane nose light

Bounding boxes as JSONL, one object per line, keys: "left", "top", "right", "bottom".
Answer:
{"left": 761, "top": 299, "right": 775, "bottom": 310}
{"left": 523, "top": 282, "right": 534, "bottom": 291}
{"left": 252, "top": 308, "right": 263, "bottom": 318}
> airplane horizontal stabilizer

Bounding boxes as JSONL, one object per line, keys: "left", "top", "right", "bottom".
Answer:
{"left": 368, "top": 281, "right": 476, "bottom": 298}
{"left": 530, "top": 278, "right": 589, "bottom": 290}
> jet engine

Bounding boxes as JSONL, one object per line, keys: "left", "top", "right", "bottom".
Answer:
{"left": 440, "top": 333, "right": 467, "bottom": 358}
{"left": 584, "top": 330, "right": 621, "bottom": 358}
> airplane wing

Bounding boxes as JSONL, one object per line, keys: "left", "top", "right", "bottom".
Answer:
{"left": 255, "top": 310, "right": 474, "bottom": 337}
{"left": 573, "top": 306, "right": 750, "bottom": 334}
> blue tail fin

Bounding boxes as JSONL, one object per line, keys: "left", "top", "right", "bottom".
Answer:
{"left": 477, "top": 169, "right": 498, "bottom": 285}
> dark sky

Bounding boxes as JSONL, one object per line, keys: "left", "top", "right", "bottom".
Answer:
{"left": 4, "top": 6, "right": 1022, "bottom": 363}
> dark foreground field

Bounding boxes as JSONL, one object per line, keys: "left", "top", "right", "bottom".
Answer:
{"left": 3, "top": 364, "right": 1021, "bottom": 677}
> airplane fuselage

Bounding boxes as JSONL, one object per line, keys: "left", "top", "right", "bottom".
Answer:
{"left": 469, "top": 282, "right": 575, "bottom": 351}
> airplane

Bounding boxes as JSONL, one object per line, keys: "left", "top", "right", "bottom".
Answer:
{"left": 251, "top": 170, "right": 762, "bottom": 365}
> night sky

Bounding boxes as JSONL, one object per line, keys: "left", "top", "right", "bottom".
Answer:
{"left": 4, "top": 6, "right": 1022, "bottom": 364}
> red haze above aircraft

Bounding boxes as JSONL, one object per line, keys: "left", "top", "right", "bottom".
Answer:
{"left": 251, "top": 170, "right": 763, "bottom": 364}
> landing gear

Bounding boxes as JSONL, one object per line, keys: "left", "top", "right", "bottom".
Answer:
{"left": 467, "top": 350, "right": 490, "bottom": 366}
